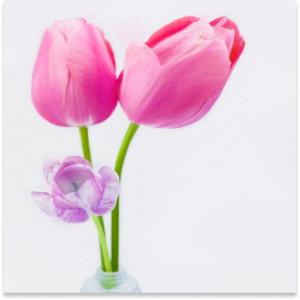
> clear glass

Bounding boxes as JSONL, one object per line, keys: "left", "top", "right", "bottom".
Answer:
{"left": 80, "top": 266, "right": 141, "bottom": 293}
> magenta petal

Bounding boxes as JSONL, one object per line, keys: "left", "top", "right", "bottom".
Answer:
{"left": 31, "top": 191, "right": 55, "bottom": 216}
{"left": 43, "top": 158, "right": 59, "bottom": 183}
{"left": 65, "top": 23, "right": 117, "bottom": 126}
{"left": 31, "top": 28, "right": 69, "bottom": 126}
{"left": 121, "top": 39, "right": 231, "bottom": 128}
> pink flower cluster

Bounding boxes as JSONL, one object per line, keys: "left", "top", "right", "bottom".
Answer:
{"left": 32, "top": 16, "right": 244, "bottom": 129}
{"left": 31, "top": 16, "right": 245, "bottom": 222}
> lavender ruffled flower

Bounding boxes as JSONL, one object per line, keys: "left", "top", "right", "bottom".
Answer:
{"left": 32, "top": 156, "right": 119, "bottom": 223}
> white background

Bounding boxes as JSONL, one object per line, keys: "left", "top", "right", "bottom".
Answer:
{"left": 4, "top": 0, "right": 296, "bottom": 293}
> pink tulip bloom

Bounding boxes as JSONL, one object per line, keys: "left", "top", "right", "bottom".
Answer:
{"left": 119, "top": 16, "right": 245, "bottom": 128}
{"left": 31, "top": 156, "right": 119, "bottom": 223}
{"left": 32, "top": 18, "right": 117, "bottom": 127}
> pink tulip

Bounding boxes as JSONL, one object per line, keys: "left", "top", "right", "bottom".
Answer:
{"left": 32, "top": 18, "right": 117, "bottom": 127}
{"left": 31, "top": 156, "right": 119, "bottom": 223}
{"left": 119, "top": 16, "right": 245, "bottom": 128}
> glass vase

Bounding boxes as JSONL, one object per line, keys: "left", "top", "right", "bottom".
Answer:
{"left": 80, "top": 266, "right": 141, "bottom": 293}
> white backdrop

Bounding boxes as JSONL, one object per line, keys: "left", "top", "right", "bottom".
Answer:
{"left": 4, "top": 0, "right": 296, "bottom": 293}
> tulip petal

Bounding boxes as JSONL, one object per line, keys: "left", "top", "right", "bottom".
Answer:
{"left": 120, "top": 42, "right": 161, "bottom": 120}
{"left": 54, "top": 208, "right": 89, "bottom": 223}
{"left": 43, "top": 158, "right": 59, "bottom": 183}
{"left": 52, "top": 193, "right": 81, "bottom": 209}
{"left": 53, "top": 165, "right": 94, "bottom": 194}
{"left": 213, "top": 26, "right": 234, "bottom": 56}
{"left": 151, "top": 20, "right": 215, "bottom": 65}
{"left": 121, "top": 39, "right": 231, "bottom": 128}
{"left": 92, "top": 185, "right": 118, "bottom": 216}
{"left": 65, "top": 23, "right": 117, "bottom": 126}
{"left": 77, "top": 178, "right": 102, "bottom": 210}
{"left": 31, "top": 28, "right": 69, "bottom": 126}
{"left": 210, "top": 17, "right": 245, "bottom": 65}
{"left": 146, "top": 16, "right": 200, "bottom": 48}
{"left": 104, "top": 39, "right": 116, "bottom": 69}
{"left": 155, "top": 40, "right": 230, "bottom": 128}
{"left": 175, "top": 87, "right": 224, "bottom": 128}
{"left": 98, "top": 166, "right": 119, "bottom": 185}
{"left": 61, "top": 156, "right": 92, "bottom": 167}
{"left": 51, "top": 18, "right": 86, "bottom": 41}
{"left": 93, "top": 168, "right": 119, "bottom": 215}
{"left": 31, "top": 191, "right": 55, "bottom": 216}
{"left": 51, "top": 194, "right": 89, "bottom": 223}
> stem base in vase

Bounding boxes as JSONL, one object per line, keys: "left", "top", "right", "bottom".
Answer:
{"left": 80, "top": 266, "right": 141, "bottom": 293}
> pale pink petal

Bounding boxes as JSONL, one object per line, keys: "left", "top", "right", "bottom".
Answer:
{"left": 210, "top": 17, "right": 245, "bottom": 65}
{"left": 43, "top": 158, "right": 59, "bottom": 183}
{"left": 146, "top": 16, "right": 200, "bottom": 48}
{"left": 31, "top": 191, "right": 55, "bottom": 216}
{"left": 51, "top": 18, "right": 86, "bottom": 41}
{"left": 65, "top": 23, "right": 117, "bottom": 126}
{"left": 31, "top": 28, "right": 69, "bottom": 126}
{"left": 151, "top": 20, "right": 215, "bottom": 65}
{"left": 119, "top": 42, "right": 161, "bottom": 121}
{"left": 64, "top": 76, "right": 93, "bottom": 127}
{"left": 213, "top": 26, "right": 234, "bottom": 56}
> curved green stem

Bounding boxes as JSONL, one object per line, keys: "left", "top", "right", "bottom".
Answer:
{"left": 111, "top": 123, "right": 140, "bottom": 272}
{"left": 91, "top": 214, "right": 112, "bottom": 272}
{"left": 79, "top": 127, "right": 111, "bottom": 272}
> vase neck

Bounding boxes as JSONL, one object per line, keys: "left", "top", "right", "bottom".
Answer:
{"left": 96, "top": 266, "right": 127, "bottom": 285}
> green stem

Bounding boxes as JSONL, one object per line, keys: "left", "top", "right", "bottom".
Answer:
{"left": 111, "top": 123, "right": 140, "bottom": 272}
{"left": 79, "top": 127, "right": 111, "bottom": 272}
{"left": 91, "top": 215, "right": 112, "bottom": 272}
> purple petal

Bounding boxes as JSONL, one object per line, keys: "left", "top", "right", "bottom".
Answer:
{"left": 52, "top": 194, "right": 82, "bottom": 209}
{"left": 61, "top": 156, "right": 91, "bottom": 168}
{"left": 52, "top": 207, "right": 89, "bottom": 223}
{"left": 31, "top": 191, "right": 55, "bottom": 216}
{"left": 53, "top": 165, "right": 94, "bottom": 194}
{"left": 98, "top": 166, "right": 119, "bottom": 185}
{"left": 77, "top": 178, "right": 102, "bottom": 210}
{"left": 43, "top": 158, "right": 59, "bottom": 183}
{"left": 91, "top": 185, "right": 118, "bottom": 215}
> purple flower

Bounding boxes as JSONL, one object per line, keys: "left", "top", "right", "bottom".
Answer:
{"left": 32, "top": 156, "right": 119, "bottom": 223}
